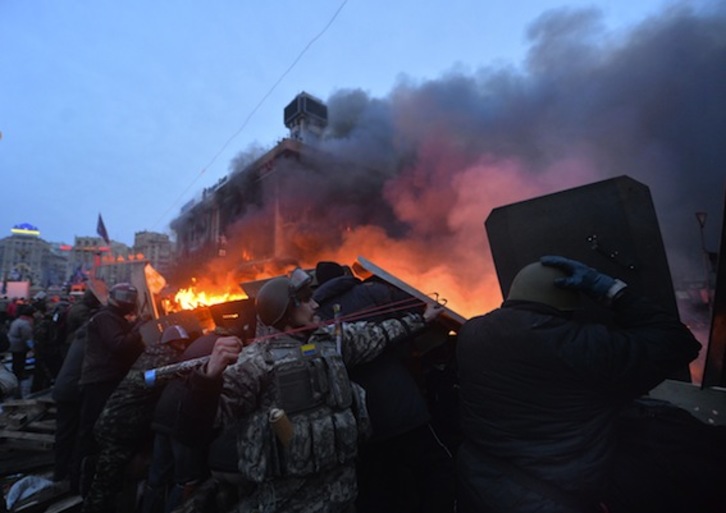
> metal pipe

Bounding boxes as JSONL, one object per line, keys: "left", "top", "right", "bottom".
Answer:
{"left": 142, "top": 355, "right": 210, "bottom": 388}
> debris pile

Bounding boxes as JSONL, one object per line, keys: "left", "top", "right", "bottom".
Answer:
{"left": 0, "top": 392, "right": 79, "bottom": 513}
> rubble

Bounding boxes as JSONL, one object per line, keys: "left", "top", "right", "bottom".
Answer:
{"left": 0, "top": 391, "right": 78, "bottom": 513}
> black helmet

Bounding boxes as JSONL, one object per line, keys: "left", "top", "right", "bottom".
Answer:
{"left": 507, "top": 262, "right": 581, "bottom": 311}
{"left": 108, "top": 283, "right": 138, "bottom": 314}
{"left": 255, "top": 268, "right": 313, "bottom": 327}
{"left": 160, "top": 324, "right": 191, "bottom": 345}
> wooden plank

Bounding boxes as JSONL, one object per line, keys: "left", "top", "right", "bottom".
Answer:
{"left": 0, "top": 406, "right": 48, "bottom": 431}
{"left": 353, "top": 256, "right": 467, "bottom": 331}
{"left": 35, "top": 396, "right": 57, "bottom": 406}
{"left": 26, "top": 419, "right": 56, "bottom": 433}
{"left": 0, "top": 399, "right": 42, "bottom": 408}
{"left": 131, "top": 261, "right": 159, "bottom": 320}
{"left": 0, "top": 429, "right": 54, "bottom": 446}
{"left": 45, "top": 495, "right": 84, "bottom": 513}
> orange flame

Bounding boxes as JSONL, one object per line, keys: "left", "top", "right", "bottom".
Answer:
{"left": 171, "top": 283, "right": 247, "bottom": 311}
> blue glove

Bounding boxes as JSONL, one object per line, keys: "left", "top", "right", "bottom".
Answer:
{"left": 540, "top": 255, "right": 626, "bottom": 301}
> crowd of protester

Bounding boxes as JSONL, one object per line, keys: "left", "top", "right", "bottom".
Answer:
{"left": 0, "top": 293, "right": 79, "bottom": 400}
{"left": 1, "top": 256, "right": 724, "bottom": 513}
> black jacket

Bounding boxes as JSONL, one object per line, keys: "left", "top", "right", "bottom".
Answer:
{"left": 52, "top": 323, "right": 89, "bottom": 402}
{"left": 314, "top": 275, "right": 430, "bottom": 440}
{"left": 64, "top": 291, "right": 101, "bottom": 346}
{"left": 314, "top": 276, "right": 405, "bottom": 322}
{"left": 79, "top": 305, "right": 145, "bottom": 386}
{"left": 456, "top": 291, "right": 701, "bottom": 512}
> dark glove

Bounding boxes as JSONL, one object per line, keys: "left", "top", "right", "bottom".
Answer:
{"left": 540, "top": 255, "right": 627, "bottom": 302}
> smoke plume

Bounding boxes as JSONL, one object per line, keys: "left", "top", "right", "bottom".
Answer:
{"left": 199, "top": 5, "right": 726, "bottom": 319}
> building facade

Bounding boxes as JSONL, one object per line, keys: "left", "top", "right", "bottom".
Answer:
{"left": 133, "top": 231, "right": 173, "bottom": 276}
{"left": 169, "top": 92, "right": 333, "bottom": 281}
{"left": 0, "top": 223, "right": 176, "bottom": 297}
{"left": 0, "top": 224, "right": 67, "bottom": 289}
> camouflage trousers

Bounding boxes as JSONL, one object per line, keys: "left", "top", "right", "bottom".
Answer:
{"left": 232, "top": 463, "right": 358, "bottom": 513}
{"left": 81, "top": 442, "right": 138, "bottom": 513}
{"left": 170, "top": 467, "right": 358, "bottom": 513}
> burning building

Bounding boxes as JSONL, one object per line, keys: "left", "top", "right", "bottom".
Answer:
{"left": 170, "top": 136, "right": 308, "bottom": 278}
{"left": 168, "top": 91, "right": 414, "bottom": 305}
{"left": 167, "top": 6, "right": 725, "bottom": 333}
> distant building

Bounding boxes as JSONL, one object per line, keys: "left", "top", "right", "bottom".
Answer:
{"left": 46, "top": 244, "right": 70, "bottom": 288}
{"left": 0, "top": 223, "right": 67, "bottom": 288}
{"left": 68, "top": 236, "right": 135, "bottom": 285}
{"left": 68, "top": 236, "right": 107, "bottom": 281}
{"left": 0, "top": 223, "right": 168, "bottom": 294}
{"left": 134, "top": 230, "right": 173, "bottom": 275}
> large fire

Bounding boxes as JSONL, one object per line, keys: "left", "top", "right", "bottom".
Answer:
{"left": 164, "top": 278, "right": 248, "bottom": 313}
{"left": 162, "top": 247, "right": 498, "bottom": 320}
{"left": 173, "top": 286, "right": 247, "bottom": 310}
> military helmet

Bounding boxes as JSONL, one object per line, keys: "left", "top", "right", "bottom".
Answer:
{"left": 108, "top": 283, "right": 138, "bottom": 313}
{"left": 507, "top": 262, "right": 581, "bottom": 311}
{"left": 160, "top": 324, "right": 190, "bottom": 345}
{"left": 255, "top": 268, "right": 313, "bottom": 327}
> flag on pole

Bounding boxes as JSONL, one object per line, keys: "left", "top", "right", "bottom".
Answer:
{"left": 96, "top": 213, "right": 110, "bottom": 245}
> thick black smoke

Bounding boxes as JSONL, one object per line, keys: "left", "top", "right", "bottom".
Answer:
{"left": 311, "top": 5, "right": 726, "bottom": 283}
{"left": 216, "top": 4, "right": 725, "bottom": 314}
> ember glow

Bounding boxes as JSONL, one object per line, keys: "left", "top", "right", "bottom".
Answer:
{"left": 298, "top": 225, "right": 505, "bottom": 320}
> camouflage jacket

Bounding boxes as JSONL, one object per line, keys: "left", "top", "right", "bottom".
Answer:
{"left": 220, "top": 312, "right": 424, "bottom": 417}
{"left": 218, "top": 313, "right": 424, "bottom": 510}
{"left": 94, "top": 341, "right": 184, "bottom": 444}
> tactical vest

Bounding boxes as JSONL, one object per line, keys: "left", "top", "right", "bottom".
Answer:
{"left": 235, "top": 336, "right": 370, "bottom": 482}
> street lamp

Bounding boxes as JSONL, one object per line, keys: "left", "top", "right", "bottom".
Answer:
{"left": 695, "top": 211, "right": 711, "bottom": 307}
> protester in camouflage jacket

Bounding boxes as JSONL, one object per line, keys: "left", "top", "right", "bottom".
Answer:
{"left": 216, "top": 268, "right": 442, "bottom": 513}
